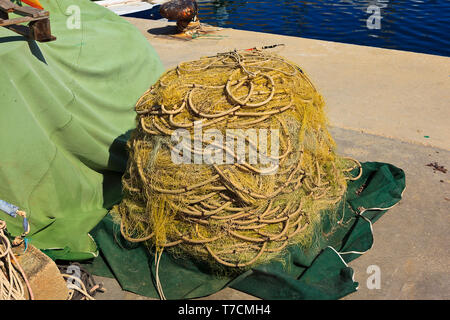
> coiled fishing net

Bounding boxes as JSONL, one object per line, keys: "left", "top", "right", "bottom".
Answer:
{"left": 113, "top": 49, "right": 362, "bottom": 271}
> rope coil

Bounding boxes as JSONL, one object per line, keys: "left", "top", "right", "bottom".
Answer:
{"left": 0, "top": 220, "right": 34, "bottom": 300}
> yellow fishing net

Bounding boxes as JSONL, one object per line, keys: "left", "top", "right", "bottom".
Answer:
{"left": 113, "top": 49, "right": 362, "bottom": 271}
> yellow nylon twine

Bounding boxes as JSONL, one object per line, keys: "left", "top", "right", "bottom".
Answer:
{"left": 113, "top": 49, "right": 362, "bottom": 271}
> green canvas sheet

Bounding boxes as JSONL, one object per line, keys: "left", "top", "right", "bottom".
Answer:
{"left": 85, "top": 162, "right": 405, "bottom": 300}
{"left": 0, "top": 0, "right": 164, "bottom": 260}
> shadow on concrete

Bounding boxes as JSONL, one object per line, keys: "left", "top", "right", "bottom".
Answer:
{"left": 147, "top": 25, "right": 178, "bottom": 36}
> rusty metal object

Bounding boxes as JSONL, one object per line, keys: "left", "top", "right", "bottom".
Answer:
{"left": 0, "top": 0, "right": 56, "bottom": 42}
{"left": 29, "top": 18, "right": 55, "bottom": 42}
{"left": 160, "top": 0, "right": 199, "bottom": 33}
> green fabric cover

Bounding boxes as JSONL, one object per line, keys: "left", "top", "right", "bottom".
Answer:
{"left": 86, "top": 162, "right": 405, "bottom": 300}
{"left": 0, "top": 0, "right": 164, "bottom": 260}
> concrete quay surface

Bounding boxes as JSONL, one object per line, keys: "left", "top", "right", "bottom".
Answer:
{"left": 93, "top": 18, "right": 449, "bottom": 300}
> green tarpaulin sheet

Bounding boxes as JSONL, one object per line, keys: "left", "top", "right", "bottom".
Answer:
{"left": 0, "top": 0, "right": 164, "bottom": 260}
{"left": 85, "top": 162, "right": 405, "bottom": 300}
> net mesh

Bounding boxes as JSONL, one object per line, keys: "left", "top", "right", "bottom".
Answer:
{"left": 112, "top": 49, "right": 362, "bottom": 271}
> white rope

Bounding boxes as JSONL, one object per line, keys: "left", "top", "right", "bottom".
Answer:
{"left": 155, "top": 249, "right": 167, "bottom": 300}
{"left": 0, "top": 220, "right": 33, "bottom": 300}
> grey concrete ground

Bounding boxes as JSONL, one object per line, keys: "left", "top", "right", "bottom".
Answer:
{"left": 334, "top": 127, "right": 449, "bottom": 300}
{"left": 93, "top": 18, "right": 449, "bottom": 300}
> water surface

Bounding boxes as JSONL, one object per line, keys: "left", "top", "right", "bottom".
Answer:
{"left": 194, "top": 0, "right": 449, "bottom": 56}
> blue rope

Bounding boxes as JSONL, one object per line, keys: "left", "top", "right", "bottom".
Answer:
{"left": 0, "top": 199, "right": 30, "bottom": 245}
{"left": 23, "top": 238, "right": 30, "bottom": 253}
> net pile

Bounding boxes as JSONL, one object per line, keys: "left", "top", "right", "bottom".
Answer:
{"left": 113, "top": 49, "right": 362, "bottom": 270}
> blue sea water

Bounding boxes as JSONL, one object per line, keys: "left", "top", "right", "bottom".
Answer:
{"left": 187, "top": 0, "right": 450, "bottom": 57}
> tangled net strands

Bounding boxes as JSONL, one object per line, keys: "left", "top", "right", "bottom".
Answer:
{"left": 114, "top": 49, "right": 362, "bottom": 272}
